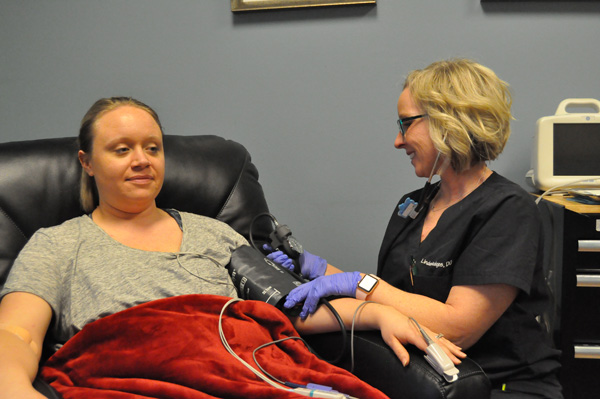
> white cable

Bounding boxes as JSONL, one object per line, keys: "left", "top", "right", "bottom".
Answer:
{"left": 535, "top": 178, "right": 600, "bottom": 205}
{"left": 349, "top": 301, "right": 376, "bottom": 374}
{"left": 219, "top": 298, "right": 361, "bottom": 399}
{"left": 218, "top": 298, "right": 292, "bottom": 391}
{"left": 175, "top": 252, "right": 232, "bottom": 287}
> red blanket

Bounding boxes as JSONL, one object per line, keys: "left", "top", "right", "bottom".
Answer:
{"left": 41, "top": 294, "right": 388, "bottom": 399}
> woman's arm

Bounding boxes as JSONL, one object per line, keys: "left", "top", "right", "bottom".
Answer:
{"left": 369, "top": 280, "right": 518, "bottom": 349}
{"left": 267, "top": 249, "right": 516, "bottom": 349}
{"left": 292, "top": 297, "right": 465, "bottom": 366}
{"left": 288, "top": 270, "right": 518, "bottom": 349}
{"left": 0, "top": 292, "right": 53, "bottom": 399}
{"left": 324, "top": 263, "right": 343, "bottom": 275}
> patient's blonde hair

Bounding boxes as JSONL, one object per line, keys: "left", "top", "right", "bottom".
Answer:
{"left": 404, "top": 59, "right": 513, "bottom": 173}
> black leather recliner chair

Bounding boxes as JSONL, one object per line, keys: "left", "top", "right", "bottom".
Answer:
{"left": 0, "top": 135, "right": 490, "bottom": 399}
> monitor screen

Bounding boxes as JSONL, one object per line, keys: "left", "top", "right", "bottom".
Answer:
{"left": 553, "top": 123, "right": 600, "bottom": 176}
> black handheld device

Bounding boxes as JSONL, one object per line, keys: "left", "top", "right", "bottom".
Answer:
{"left": 227, "top": 245, "right": 304, "bottom": 315}
{"left": 250, "top": 212, "right": 304, "bottom": 275}
{"left": 268, "top": 222, "right": 304, "bottom": 260}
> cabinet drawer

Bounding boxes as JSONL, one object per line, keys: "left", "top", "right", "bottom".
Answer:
{"left": 575, "top": 241, "right": 600, "bottom": 271}
{"left": 572, "top": 284, "right": 600, "bottom": 342}
{"left": 575, "top": 345, "right": 600, "bottom": 359}
{"left": 579, "top": 240, "right": 600, "bottom": 252}
{"left": 540, "top": 203, "right": 600, "bottom": 399}
{"left": 577, "top": 274, "right": 600, "bottom": 287}
{"left": 565, "top": 357, "right": 600, "bottom": 399}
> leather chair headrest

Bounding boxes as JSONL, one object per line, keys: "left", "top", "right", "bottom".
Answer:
{"left": 0, "top": 135, "right": 271, "bottom": 286}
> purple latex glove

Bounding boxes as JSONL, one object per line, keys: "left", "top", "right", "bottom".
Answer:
{"left": 262, "top": 244, "right": 327, "bottom": 280}
{"left": 298, "top": 250, "right": 328, "bottom": 280}
{"left": 263, "top": 247, "right": 295, "bottom": 271}
{"left": 283, "top": 272, "right": 362, "bottom": 319}
{"left": 263, "top": 244, "right": 295, "bottom": 271}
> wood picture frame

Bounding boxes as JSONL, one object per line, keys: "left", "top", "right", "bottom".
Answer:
{"left": 232, "top": 0, "right": 376, "bottom": 12}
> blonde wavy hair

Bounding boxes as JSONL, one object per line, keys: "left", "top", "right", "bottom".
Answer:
{"left": 404, "top": 59, "right": 513, "bottom": 173}
{"left": 78, "top": 97, "right": 163, "bottom": 213}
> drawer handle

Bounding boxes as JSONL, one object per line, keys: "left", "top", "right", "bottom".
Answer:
{"left": 577, "top": 275, "right": 600, "bottom": 287}
{"left": 578, "top": 240, "right": 600, "bottom": 252}
{"left": 575, "top": 345, "right": 600, "bottom": 359}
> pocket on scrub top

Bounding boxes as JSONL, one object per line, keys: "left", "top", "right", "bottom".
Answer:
{"left": 411, "top": 260, "right": 454, "bottom": 302}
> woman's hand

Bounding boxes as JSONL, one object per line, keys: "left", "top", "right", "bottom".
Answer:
{"left": 262, "top": 244, "right": 328, "bottom": 280}
{"left": 368, "top": 304, "right": 466, "bottom": 367}
{"left": 262, "top": 245, "right": 295, "bottom": 271}
{"left": 292, "top": 298, "right": 465, "bottom": 369}
{"left": 284, "top": 272, "right": 362, "bottom": 319}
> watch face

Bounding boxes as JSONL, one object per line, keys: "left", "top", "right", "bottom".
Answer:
{"left": 360, "top": 274, "right": 378, "bottom": 291}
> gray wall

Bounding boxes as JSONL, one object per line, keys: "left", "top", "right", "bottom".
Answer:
{"left": 2, "top": 1, "right": 599, "bottom": 274}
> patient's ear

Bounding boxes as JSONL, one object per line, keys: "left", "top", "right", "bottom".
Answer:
{"left": 78, "top": 150, "right": 94, "bottom": 176}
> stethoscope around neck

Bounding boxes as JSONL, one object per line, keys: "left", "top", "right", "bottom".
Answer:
{"left": 397, "top": 151, "right": 447, "bottom": 220}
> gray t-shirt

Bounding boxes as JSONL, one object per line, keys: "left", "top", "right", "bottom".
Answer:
{"left": 1, "top": 210, "right": 246, "bottom": 350}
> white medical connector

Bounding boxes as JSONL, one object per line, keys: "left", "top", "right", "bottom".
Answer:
{"left": 424, "top": 342, "right": 459, "bottom": 383}
{"left": 293, "top": 388, "right": 358, "bottom": 399}
{"left": 409, "top": 317, "right": 459, "bottom": 383}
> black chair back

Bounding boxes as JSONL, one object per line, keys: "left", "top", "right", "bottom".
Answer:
{"left": 0, "top": 135, "right": 272, "bottom": 287}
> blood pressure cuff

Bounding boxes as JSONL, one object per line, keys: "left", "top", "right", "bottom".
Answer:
{"left": 227, "top": 245, "right": 304, "bottom": 310}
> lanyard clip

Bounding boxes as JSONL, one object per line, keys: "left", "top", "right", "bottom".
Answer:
{"left": 398, "top": 197, "right": 418, "bottom": 219}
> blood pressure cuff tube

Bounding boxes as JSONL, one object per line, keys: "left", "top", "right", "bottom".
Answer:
{"left": 227, "top": 246, "right": 304, "bottom": 312}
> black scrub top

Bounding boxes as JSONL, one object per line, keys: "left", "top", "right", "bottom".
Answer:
{"left": 378, "top": 172, "right": 562, "bottom": 397}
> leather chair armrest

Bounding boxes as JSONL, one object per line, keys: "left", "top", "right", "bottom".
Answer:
{"left": 33, "top": 375, "right": 61, "bottom": 399}
{"left": 304, "top": 330, "right": 491, "bottom": 399}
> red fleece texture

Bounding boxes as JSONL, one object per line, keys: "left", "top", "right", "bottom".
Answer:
{"left": 41, "top": 294, "right": 389, "bottom": 399}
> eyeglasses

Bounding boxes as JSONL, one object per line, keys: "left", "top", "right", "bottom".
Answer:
{"left": 397, "top": 114, "right": 427, "bottom": 138}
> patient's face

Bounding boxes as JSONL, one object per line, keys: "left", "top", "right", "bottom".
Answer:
{"left": 80, "top": 105, "right": 165, "bottom": 213}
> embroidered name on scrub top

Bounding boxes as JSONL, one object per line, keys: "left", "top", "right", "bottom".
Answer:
{"left": 420, "top": 258, "right": 453, "bottom": 269}
{"left": 409, "top": 255, "right": 455, "bottom": 298}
